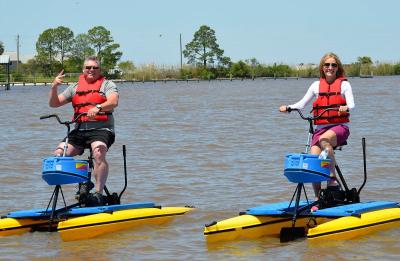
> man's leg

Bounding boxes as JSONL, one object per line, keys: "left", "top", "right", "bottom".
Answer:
{"left": 54, "top": 142, "right": 82, "bottom": 157}
{"left": 90, "top": 141, "right": 109, "bottom": 193}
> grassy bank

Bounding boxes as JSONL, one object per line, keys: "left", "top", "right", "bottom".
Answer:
{"left": 1, "top": 62, "right": 400, "bottom": 84}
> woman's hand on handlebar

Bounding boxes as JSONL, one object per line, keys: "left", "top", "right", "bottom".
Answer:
{"left": 279, "top": 105, "right": 290, "bottom": 113}
{"left": 338, "top": 105, "right": 349, "bottom": 115}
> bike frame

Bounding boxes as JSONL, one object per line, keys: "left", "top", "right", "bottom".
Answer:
{"left": 39, "top": 113, "right": 128, "bottom": 226}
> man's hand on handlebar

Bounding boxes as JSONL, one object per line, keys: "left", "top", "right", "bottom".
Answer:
{"left": 40, "top": 112, "right": 88, "bottom": 125}
{"left": 86, "top": 107, "right": 101, "bottom": 120}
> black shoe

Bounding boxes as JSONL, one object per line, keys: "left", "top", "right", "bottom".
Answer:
{"left": 86, "top": 192, "right": 105, "bottom": 207}
{"left": 326, "top": 185, "right": 341, "bottom": 192}
{"left": 75, "top": 181, "right": 94, "bottom": 201}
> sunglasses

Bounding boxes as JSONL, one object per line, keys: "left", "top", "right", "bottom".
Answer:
{"left": 323, "top": 63, "right": 338, "bottom": 68}
{"left": 85, "top": 66, "right": 99, "bottom": 70}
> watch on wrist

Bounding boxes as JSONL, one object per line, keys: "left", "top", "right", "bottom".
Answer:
{"left": 95, "top": 104, "right": 102, "bottom": 111}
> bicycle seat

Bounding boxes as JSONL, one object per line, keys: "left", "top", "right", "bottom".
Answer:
{"left": 334, "top": 141, "right": 347, "bottom": 151}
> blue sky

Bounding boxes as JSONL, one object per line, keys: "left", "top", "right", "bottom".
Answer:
{"left": 1, "top": 0, "right": 399, "bottom": 66}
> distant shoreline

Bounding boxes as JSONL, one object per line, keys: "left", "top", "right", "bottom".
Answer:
{"left": 1, "top": 75, "right": 394, "bottom": 88}
{"left": 0, "top": 76, "right": 315, "bottom": 87}
{"left": 0, "top": 76, "right": 303, "bottom": 87}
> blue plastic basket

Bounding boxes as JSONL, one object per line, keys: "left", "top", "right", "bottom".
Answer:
{"left": 42, "top": 157, "right": 89, "bottom": 185}
{"left": 284, "top": 153, "right": 332, "bottom": 183}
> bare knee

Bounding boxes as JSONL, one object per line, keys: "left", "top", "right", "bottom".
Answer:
{"left": 319, "top": 130, "right": 337, "bottom": 149}
{"left": 319, "top": 137, "right": 333, "bottom": 149}
{"left": 92, "top": 144, "right": 108, "bottom": 162}
{"left": 54, "top": 143, "right": 81, "bottom": 157}
{"left": 54, "top": 143, "right": 65, "bottom": 156}
{"left": 310, "top": 145, "right": 321, "bottom": 155}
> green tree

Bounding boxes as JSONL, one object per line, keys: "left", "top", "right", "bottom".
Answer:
{"left": 21, "top": 59, "right": 41, "bottom": 75}
{"left": 215, "top": 56, "right": 232, "bottom": 77}
{"left": 394, "top": 63, "right": 400, "bottom": 75}
{"left": 183, "top": 25, "right": 226, "bottom": 68}
{"left": 36, "top": 28, "right": 60, "bottom": 75}
{"left": 87, "top": 26, "right": 113, "bottom": 57}
{"left": 118, "top": 60, "right": 135, "bottom": 80}
{"left": 72, "top": 34, "right": 95, "bottom": 59}
{"left": 0, "top": 41, "right": 4, "bottom": 55}
{"left": 270, "top": 63, "right": 292, "bottom": 77}
{"left": 87, "top": 26, "right": 121, "bottom": 73}
{"left": 230, "top": 60, "right": 251, "bottom": 78}
{"left": 245, "top": 58, "right": 260, "bottom": 78}
{"left": 36, "top": 28, "right": 56, "bottom": 65}
{"left": 357, "top": 56, "right": 373, "bottom": 76}
{"left": 53, "top": 26, "right": 74, "bottom": 67}
{"left": 67, "top": 33, "right": 95, "bottom": 72}
{"left": 357, "top": 56, "right": 373, "bottom": 65}
{"left": 219, "top": 56, "right": 232, "bottom": 68}
{"left": 118, "top": 61, "right": 135, "bottom": 74}
{"left": 100, "top": 43, "right": 122, "bottom": 74}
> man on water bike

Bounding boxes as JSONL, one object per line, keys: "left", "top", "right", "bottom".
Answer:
{"left": 48, "top": 56, "right": 119, "bottom": 206}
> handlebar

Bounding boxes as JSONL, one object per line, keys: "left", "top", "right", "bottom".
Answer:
{"left": 39, "top": 112, "right": 87, "bottom": 125}
{"left": 287, "top": 107, "right": 343, "bottom": 121}
{"left": 39, "top": 113, "right": 88, "bottom": 157}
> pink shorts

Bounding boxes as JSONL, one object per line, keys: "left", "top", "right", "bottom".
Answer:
{"left": 311, "top": 124, "right": 350, "bottom": 147}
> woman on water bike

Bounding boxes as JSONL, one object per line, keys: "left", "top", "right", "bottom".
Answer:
{"left": 279, "top": 52, "right": 355, "bottom": 199}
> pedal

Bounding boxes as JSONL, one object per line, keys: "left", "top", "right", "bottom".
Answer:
{"left": 105, "top": 192, "right": 120, "bottom": 205}
{"left": 75, "top": 181, "right": 94, "bottom": 202}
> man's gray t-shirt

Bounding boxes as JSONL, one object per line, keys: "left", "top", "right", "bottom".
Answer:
{"left": 62, "top": 79, "right": 118, "bottom": 132}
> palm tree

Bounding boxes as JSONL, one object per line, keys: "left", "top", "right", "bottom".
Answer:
{"left": 357, "top": 56, "right": 373, "bottom": 77}
{"left": 357, "top": 56, "right": 372, "bottom": 65}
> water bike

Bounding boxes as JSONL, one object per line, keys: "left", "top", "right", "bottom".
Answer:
{"left": 0, "top": 113, "right": 193, "bottom": 241}
{"left": 204, "top": 108, "right": 400, "bottom": 243}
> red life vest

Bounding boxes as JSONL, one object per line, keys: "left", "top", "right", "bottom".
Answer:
{"left": 71, "top": 74, "right": 108, "bottom": 122}
{"left": 312, "top": 77, "right": 349, "bottom": 125}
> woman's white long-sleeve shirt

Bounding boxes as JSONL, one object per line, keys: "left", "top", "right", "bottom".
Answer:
{"left": 289, "top": 80, "right": 355, "bottom": 129}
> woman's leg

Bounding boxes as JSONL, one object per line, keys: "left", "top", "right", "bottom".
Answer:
{"left": 310, "top": 145, "right": 322, "bottom": 198}
{"left": 318, "top": 130, "right": 339, "bottom": 186}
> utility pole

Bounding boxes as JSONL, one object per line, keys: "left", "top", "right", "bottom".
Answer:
{"left": 179, "top": 33, "right": 183, "bottom": 72}
{"left": 16, "top": 34, "right": 20, "bottom": 72}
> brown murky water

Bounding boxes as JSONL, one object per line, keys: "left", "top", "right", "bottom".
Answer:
{"left": 0, "top": 77, "right": 399, "bottom": 260}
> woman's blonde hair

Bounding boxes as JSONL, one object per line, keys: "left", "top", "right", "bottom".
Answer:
{"left": 318, "top": 52, "right": 345, "bottom": 78}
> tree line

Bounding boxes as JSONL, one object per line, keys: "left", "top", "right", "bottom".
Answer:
{"left": 0, "top": 26, "right": 121, "bottom": 80}
{"left": 1, "top": 25, "right": 400, "bottom": 82}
